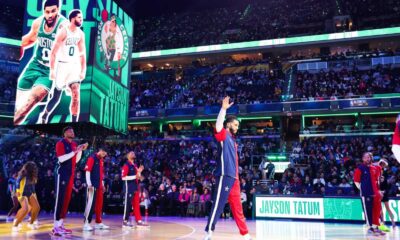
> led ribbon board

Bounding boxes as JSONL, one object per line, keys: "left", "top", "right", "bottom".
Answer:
{"left": 132, "top": 27, "right": 400, "bottom": 59}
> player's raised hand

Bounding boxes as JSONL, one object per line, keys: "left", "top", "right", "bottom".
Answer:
{"left": 221, "top": 96, "right": 234, "bottom": 110}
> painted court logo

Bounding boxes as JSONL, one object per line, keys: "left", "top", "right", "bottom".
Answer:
{"left": 96, "top": 10, "right": 129, "bottom": 81}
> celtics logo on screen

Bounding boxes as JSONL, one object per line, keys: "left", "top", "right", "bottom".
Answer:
{"left": 95, "top": 10, "right": 129, "bottom": 85}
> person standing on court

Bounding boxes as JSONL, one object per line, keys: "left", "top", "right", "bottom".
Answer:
{"left": 83, "top": 148, "right": 110, "bottom": 231}
{"left": 354, "top": 152, "right": 385, "bottom": 236}
{"left": 52, "top": 126, "right": 88, "bottom": 236}
{"left": 204, "top": 96, "right": 252, "bottom": 240}
{"left": 121, "top": 151, "right": 147, "bottom": 228}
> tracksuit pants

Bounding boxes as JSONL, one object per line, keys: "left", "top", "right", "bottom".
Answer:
{"left": 131, "top": 191, "right": 142, "bottom": 222}
{"left": 205, "top": 176, "right": 249, "bottom": 235}
{"left": 361, "top": 195, "right": 382, "bottom": 227}
{"left": 123, "top": 184, "right": 138, "bottom": 222}
{"left": 84, "top": 186, "right": 104, "bottom": 224}
{"left": 54, "top": 172, "right": 74, "bottom": 221}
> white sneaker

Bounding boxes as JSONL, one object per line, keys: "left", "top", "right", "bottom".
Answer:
{"left": 203, "top": 231, "right": 213, "bottom": 240}
{"left": 95, "top": 223, "right": 110, "bottom": 230}
{"left": 12, "top": 226, "right": 20, "bottom": 232}
{"left": 83, "top": 223, "right": 93, "bottom": 231}
{"left": 28, "top": 223, "right": 39, "bottom": 230}
{"left": 243, "top": 233, "right": 252, "bottom": 240}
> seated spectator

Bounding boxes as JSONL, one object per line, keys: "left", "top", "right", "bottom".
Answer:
{"left": 199, "top": 188, "right": 211, "bottom": 217}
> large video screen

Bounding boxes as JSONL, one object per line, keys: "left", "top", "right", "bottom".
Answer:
{"left": 89, "top": 2, "right": 132, "bottom": 133}
{"left": 15, "top": 0, "right": 132, "bottom": 134}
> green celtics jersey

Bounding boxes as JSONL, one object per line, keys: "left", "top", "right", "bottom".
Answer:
{"left": 106, "top": 33, "right": 116, "bottom": 50}
{"left": 34, "top": 15, "right": 67, "bottom": 67}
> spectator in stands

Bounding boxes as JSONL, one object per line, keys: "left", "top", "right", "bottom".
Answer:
{"left": 313, "top": 173, "right": 326, "bottom": 186}
{"left": 139, "top": 187, "right": 151, "bottom": 216}
{"left": 41, "top": 169, "right": 55, "bottom": 213}
{"left": 295, "top": 66, "right": 400, "bottom": 100}
{"left": 199, "top": 188, "right": 211, "bottom": 217}
{"left": 338, "top": 179, "right": 351, "bottom": 188}
{"left": 313, "top": 179, "right": 325, "bottom": 194}
{"left": 266, "top": 161, "right": 275, "bottom": 180}
{"left": 72, "top": 171, "right": 85, "bottom": 213}
{"left": 178, "top": 187, "right": 190, "bottom": 217}
{"left": 155, "top": 184, "right": 168, "bottom": 216}
{"left": 110, "top": 174, "right": 123, "bottom": 195}
{"left": 187, "top": 188, "right": 200, "bottom": 217}
{"left": 167, "top": 184, "right": 180, "bottom": 216}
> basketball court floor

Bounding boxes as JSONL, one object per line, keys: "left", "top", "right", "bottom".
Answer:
{"left": 0, "top": 214, "right": 399, "bottom": 239}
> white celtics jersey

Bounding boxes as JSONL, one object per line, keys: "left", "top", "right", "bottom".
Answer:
{"left": 58, "top": 26, "right": 82, "bottom": 63}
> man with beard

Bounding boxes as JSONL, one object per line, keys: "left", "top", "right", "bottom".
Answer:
{"left": 121, "top": 151, "right": 148, "bottom": 228}
{"left": 83, "top": 148, "right": 110, "bottom": 231}
{"left": 354, "top": 152, "right": 385, "bottom": 236}
{"left": 52, "top": 126, "right": 88, "bottom": 236}
{"left": 15, "top": 0, "right": 67, "bottom": 125}
{"left": 204, "top": 96, "right": 252, "bottom": 240}
{"left": 41, "top": 9, "right": 86, "bottom": 123}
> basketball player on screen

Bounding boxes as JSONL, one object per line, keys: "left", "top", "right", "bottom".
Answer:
{"left": 41, "top": 9, "right": 86, "bottom": 123}
{"left": 204, "top": 96, "right": 252, "bottom": 240}
{"left": 104, "top": 15, "right": 122, "bottom": 77}
{"left": 14, "top": 0, "right": 67, "bottom": 125}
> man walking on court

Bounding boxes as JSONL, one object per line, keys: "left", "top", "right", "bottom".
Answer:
{"left": 204, "top": 96, "right": 252, "bottom": 240}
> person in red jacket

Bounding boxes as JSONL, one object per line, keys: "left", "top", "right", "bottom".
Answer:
{"left": 83, "top": 148, "right": 109, "bottom": 231}
{"left": 52, "top": 126, "right": 88, "bottom": 236}
{"left": 121, "top": 151, "right": 148, "bottom": 228}
{"left": 204, "top": 96, "right": 251, "bottom": 240}
{"left": 354, "top": 152, "right": 385, "bottom": 236}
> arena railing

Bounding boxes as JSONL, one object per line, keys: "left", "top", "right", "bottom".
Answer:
{"left": 129, "top": 95, "right": 400, "bottom": 119}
